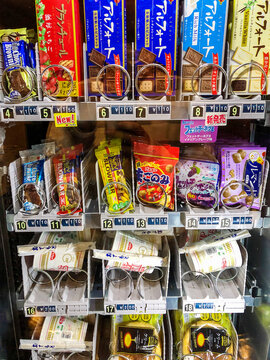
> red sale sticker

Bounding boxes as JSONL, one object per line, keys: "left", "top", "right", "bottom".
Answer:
{"left": 205, "top": 113, "right": 227, "bottom": 126}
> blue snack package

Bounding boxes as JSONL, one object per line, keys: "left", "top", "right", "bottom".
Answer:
{"left": 28, "top": 43, "right": 36, "bottom": 69}
{"left": 22, "top": 159, "right": 45, "bottom": 212}
{"left": 181, "top": 0, "right": 229, "bottom": 96}
{"left": 2, "top": 40, "right": 31, "bottom": 69}
{"left": 84, "top": 0, "right": 127, "bottom": 97}
{"left": 135, "top": 0, "right": 179, "bottom": 97}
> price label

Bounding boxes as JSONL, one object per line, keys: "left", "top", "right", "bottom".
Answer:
{"left": 99, "top": 107, "right": 109, "bottom": 118}
{"left": 54, "top": 113, "right": 77, "bottom": 127}
{"left": 136, "top": 218, "right": 146, "bottom": 228}
{"left": 192, "top": 106, "right": 204, "bottom": 118}
{"left": 229, "top": 105, "right": 240, "bottom": 117}
{"left": 3, "top": 107, "right": 14, "bottom": 119}
{"left": 103, "top": 219, "right": 113, "bottom": 229}
{"left": 40, "top": 107, "right": 52, "bottom": 119}
{"left": 26, "top": 307, "right": 36, "bottom": 316}
{"left": 16, "top": 220, "right": 27, "bottom": 231}
{"left": 136, "top": 107, "right": 146, "bottom": 118}
{"left": 50, "top": 220, "right": 61, "bottom": 230}
{"left": 106, "top": 305, "right": 115, "bottom": 313}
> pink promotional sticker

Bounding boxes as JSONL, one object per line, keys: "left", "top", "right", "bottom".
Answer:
{"left": 180, "top": 120, "right": 218, "bottom": 143}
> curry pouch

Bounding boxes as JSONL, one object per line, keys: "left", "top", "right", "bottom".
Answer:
{"left": 133, "top": 142, "right": 179, "bottom": 210}
{"left": 181, "top": 313, "right": 235, "bottom": 360}
{"left": 111, "top": 314, "right": 163, "bottom": 360}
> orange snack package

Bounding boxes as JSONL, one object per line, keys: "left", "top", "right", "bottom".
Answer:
{"left": 133, "top": 142, "right": 179, "bottom": 210}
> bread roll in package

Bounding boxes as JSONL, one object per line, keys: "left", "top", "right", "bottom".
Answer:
{"left": 110, "top": 314, "right": 163, "bottom": 360}
{"left": 173, "top": 311, "right": 238, "bottom": 360}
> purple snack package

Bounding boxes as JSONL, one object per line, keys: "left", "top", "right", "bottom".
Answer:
{"left": 176, "top": 159, "right": 220, "bottom": 208}
{"left": 220, "top": 147, "right": 267, "bottom": 210}
{"left": 180, "top": 120, "right": 218, "bottom": 143}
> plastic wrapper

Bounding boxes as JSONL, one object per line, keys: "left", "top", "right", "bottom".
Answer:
{"left": 110, "top": 314, "right": 163, "bottom": 360}
{"left": 39, "top": 316, "right": 88, "bottom": 346}
{"left": 0, "top": 28, "right": 37, "bottom": 99}
{"left": 176, "top": 160, "right": 220, "bottom": 208}
{"left": 95, "top": 140, "right": 133, "bottom": 214}
{"left": 133, "top": 142, "right": 179, "bottom": 210}
{"left": 237, "top": 336, "right": 257, "bottom": 360}
{"left": 53, "top": 144, "right": 83, "bottom": 215}
{"left": 19, "top": 149, "right": 45, "bottom": 213}
{"left": 177, "top": 312, "right": 236, "bottom": 360}
{"left": 106, "top": 231, "right": 159, "bottom": 272}
{"left": 185, "top": 240, "right": 242, "bottom": 274}
{"left": 220, "top": 147, "right": 267, "bottom": 210}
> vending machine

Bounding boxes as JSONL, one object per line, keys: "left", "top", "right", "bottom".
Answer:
{"left": 0, "top": 0, "right": 270, "bottom": 359}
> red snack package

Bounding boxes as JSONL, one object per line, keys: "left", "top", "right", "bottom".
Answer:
{"left": 53, "top": 147, "right": 82, "bottom": 215}
{"left": 35, "top": 0, "right": 83, "bottom": 97}
{"left": 133, "top": 142, "right": 179, "bottom": 210}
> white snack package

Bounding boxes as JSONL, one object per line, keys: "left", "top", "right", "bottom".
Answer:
{"left": 39, "top": 316, "right": 88, "bottom": 347}
{"left": 185, "top": 239, "right": 242, "bottom": 274}
{"left": 106, "top": 231, "right": 159, "bottom": 272}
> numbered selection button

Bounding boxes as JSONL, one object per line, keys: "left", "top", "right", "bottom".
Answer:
{"left": 136, "top": 219, "right": 146, "bottom": 228}
{"left": 3, "top": 107, "right": 14, "bottom": 120}
{"left": 50, "top": 220, "right": 61, "bottom": 230}
{"left": 192, "top": 105, "right": 204, "bottom": 118}
{"left": 99, "top": 107, "right": 109, "bottom": 118}
{"left": 40, "top": 107, "right": 52, "bottom": 119}
{"left": 103, "top": 218, "right": 113, "bottom": 229}
{"left": 229, "top": 105, "right": 240, "bottom": 117}
{"left": 16, "top": 220, "right": 27, "bottom": 231}
{"left": 136, "top": 107, "right": 146, "bottom": 118}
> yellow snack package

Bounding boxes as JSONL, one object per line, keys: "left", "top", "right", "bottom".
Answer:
{"left": 95, "top": 141, "right": 133, "bottom": 214}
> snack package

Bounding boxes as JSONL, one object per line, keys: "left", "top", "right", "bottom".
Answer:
{"left": 177, "top": 312, "right": 236, "bottom": 359}
{"left": 0, "top": 28, "right": 37, "bottom": 99}
{"left": 180, "top": 120, "right": 218, "bottom": 143}
{"left": 95, "top": 140, "right": 133, "bottom": 214}
{"left": 133, "top": 142, "right": 179, "bottom": 210}
{"left": 135, "top": 0, "right": 179, "bottom": 97}
{"left": 32, "top": 141, "right": 56, "bottom": 158}
{"left": 110, "top": 314, "right": 163, "bottom": 360}
{"left": 53, "top": 145, "right": 83, "bottom": 215}
{"left": 181, "top": 0, "right": 229, "bottom": 96}
{"left": 0, "top": 28, "right": 28, "bottom": 42}
{"left": 19, "top": 149, "right": 46, "bottom": 213}
{"left": 185, "top": 239, "right": 242, "bottom": 274}
{"left": 84, "top": 0, "right": 127, "bottom": 97}
{"left": 39, "top": 316, "right": 88, "bottom": 346}
{"left": 175, "top": 159, "right": 220, "bottom": 208}
{"left": 229, "top": 0, "right": 270, "bottom": 95}
{"left": 35, "top": 0, "right": 83, "bottom": 97}
{"left": 220, "top": 147, "right": 267, "bottom": 210}
{"left": 106, "top": 231, "right": 159, "bottom": 272}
